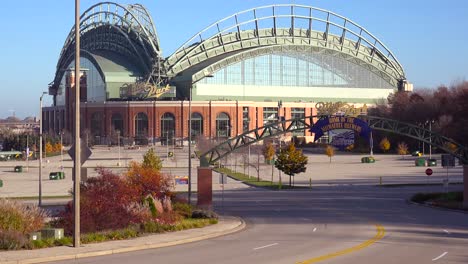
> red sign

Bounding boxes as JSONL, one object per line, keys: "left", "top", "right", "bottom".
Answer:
{"left": 425, "top": 168, "right": 433, "bottom": 176}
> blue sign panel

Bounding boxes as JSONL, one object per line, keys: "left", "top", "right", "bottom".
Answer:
{"left": 310, "top": 116, "right": 371, "bottom": 141}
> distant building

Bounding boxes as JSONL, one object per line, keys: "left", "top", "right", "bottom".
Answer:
{"left": 0, "top": 116, "right": 39, "bottom": 134}
{"left": 43, "top": 2, "right": 410, "bottom": 145}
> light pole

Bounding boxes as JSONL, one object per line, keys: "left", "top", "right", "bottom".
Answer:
{"left": 26, "top": 134, "right": 29, "bottom": 172}
{"left": 39, "top": 91, "right": 47, "bottom": 207}
{"left": 73, "top": 0, "right": 81, "bottom": 248}
{"left": 188, "top": 84, "right": 193, "bottom": 204}
{"left": 277, "top": 100, "right": 283, "bottom": 122}
{"left": 117, "top": 130, "right": 121, "bottom": 166}
{"left": 60, "top": 131, "right": 63, "bottom": 171}
{"left": 248, "top": 143, "right": 251, "bottom": 178}
{"left": 427, "top": 120, "right": 435, "bottom": 159}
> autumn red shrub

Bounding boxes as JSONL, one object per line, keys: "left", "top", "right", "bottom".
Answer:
{"left": 58, "top": 169, "right": 150, "bottom": 235}
{"left": 126, "top": 162, "right": 173, "bottom": 200}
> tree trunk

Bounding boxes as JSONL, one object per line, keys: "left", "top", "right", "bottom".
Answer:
{"left": 289, "top": 175, "right": 291, "bottom": 186}
{"left": 271, "top": 164, "right": 274, "bottom": 183}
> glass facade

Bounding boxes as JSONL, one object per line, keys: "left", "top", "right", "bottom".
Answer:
{"left": 291, "top": 108, "right": 305, "bottom": 136}
{"left": 200, "top": 52, "right": 393, "bottom": 89}
{"left": 263, "top": 107, "right": 278, "bottom": 125}
{"left": 56, "top": 57, "right": 106, "bottom": 106}
{"left": 216, "top": 112, "right": 231, "bottom": 138}
{"left": 111, "top": 113, "right": 124, "bottom": 136}
{"left": 161, "top": 112, "right": 175, "bottom": 144}
{"left": 135, "top": 113, "right": 148, "bottom": 137}
{"left": 242, "top": 107, "right": 250, "bottom": 133}
{"left": 191, "top": 112, "right": 203, "bottom": 139}
{"left": 90, "top": 112, "right": 103, "bottom": 136}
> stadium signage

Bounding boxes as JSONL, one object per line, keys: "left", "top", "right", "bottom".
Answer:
{"left": 310, "top": 116, "right": 371, "bottom": 141}
{"left": 120, "top": 83, "right": 176, "bottom": 99}
{"left": 315, "top": 102, "right": 367, "bottom": 117}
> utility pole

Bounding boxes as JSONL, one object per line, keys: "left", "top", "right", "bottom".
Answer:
{"left": 429, "top": 120, "right": 433, "bottom": 159}
{"left": 248, "top": 144, "right": 251, "bottom": 178}
{"left": 39, "top": 92, "right": 47, "bottom": 207}
{"left": 188, "top": 84, "right": 192, "bottom": 204}
{"left": 118, "top": 131, "right": 121, "bottom": 166}
{"left": 73, "top": 0, "right": 81, "bottom": 248}
{"left": 60, "top": 132, "right": 63, "bottom": 171}
{"left": 26, "top": 134, "right": 29, "bottom": 172}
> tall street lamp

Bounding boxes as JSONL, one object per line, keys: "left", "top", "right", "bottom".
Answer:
{"left": 73, "top": 0, "right": 82, "bottom": 248}
{"left": 426, "top": 120, "right": 435, "bottom": 159}
{"left": 39, "top": 91, "right": 47, "bottom": 207}
{"left": 60, "top": 131, "right": 64, "bottom": 171}
{"left": 188, "top": 84, "right": 193, "bottom": 204}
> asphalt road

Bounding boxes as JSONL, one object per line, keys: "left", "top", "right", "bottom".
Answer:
{"left": 50, "top": 184, "right": 468, "bottom": 264}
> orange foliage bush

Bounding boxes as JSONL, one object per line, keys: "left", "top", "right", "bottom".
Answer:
{"left": 126, "top": 162, "right": 173, "bottom": 200}
{"left": 58, "top": 169, "right": 149, "bottom": 235}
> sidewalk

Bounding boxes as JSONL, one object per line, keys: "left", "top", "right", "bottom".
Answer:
{"left": 0, "top": 216, "right": 245, "bottom": 264}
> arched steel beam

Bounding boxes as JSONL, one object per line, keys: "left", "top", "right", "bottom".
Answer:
{"left": 51, "top": 2, "right": 161, "bottom": 94}
{"left": 166, "top": 4, "right": 405, "bottom": 85}
{"left": 57, "top": 12, "right": 154, "bottom": 71}
{"left": 61, "top": 2, "right": 160, "bottom": 57}
{"left": 191, "top": 44, "right": 397, "bottom": 87}
{"left": 127, "top": 3, "right": 161, "bottom": 52}
{"left": 200, "top": 115, "right": 468, "bottom": 165}
{"left": 52, "top": 24, "right": 150, "bottom": 95}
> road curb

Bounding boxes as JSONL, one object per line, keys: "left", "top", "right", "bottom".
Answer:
{"left": 1, "top": 216, "right": 246, "bottom": 264}
{"left": 406, "top": 199, "right": 468, "bottom": 215}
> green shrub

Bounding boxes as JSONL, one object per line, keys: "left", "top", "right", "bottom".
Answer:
{"left": 81, "top": 232, "right": 106, "bottom": 244}
{"left": 30, "top": 238, "right": 56, "bottom": 249}
{"left": 442, "top": 192, "right": 463, "bottom": 202}
{"left": 145, "top": 196, "right": 158, "bottom": 217}
{"left": 412, "top": 193, "right": 441, "bottom": 203}
{"left": 0, "top": 229, "right": 29, "bottom": 250}
{"left": 173, "top": 202, "right": 193, "bottom": 218}
{"left": 80, "top": 226, "right": 140, "bottom": 244}
{"left": 411, "top": 192, "right": 463, "bottom": 203}
{"left": 142, "top": 221, "right": 164, "bottom": 233}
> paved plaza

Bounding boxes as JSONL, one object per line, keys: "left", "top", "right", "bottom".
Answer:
{"left": 0, "top": 145, "right": 463, "bottom": 198}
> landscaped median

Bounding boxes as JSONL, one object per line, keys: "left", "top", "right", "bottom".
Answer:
{"left": 0, "top": 148, "right": 219, "bottom": 251}
{"left": 214, "top": 167, "right": 309, "bottom": 190}
{"left": 0, "top": 216, "right": 244, "bottom": 264}
{"left": 411, "top": 191, "right": 466, "bottom": 211}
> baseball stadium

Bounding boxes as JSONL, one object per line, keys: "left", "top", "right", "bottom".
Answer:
{"left": 42, "top": 2, "right": 412, "bottom": 145}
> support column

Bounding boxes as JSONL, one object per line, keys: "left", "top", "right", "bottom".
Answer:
{"left": 197, "top": 167, "right": 212, "bottom": 210}
{"left": 464, "top": 165, "right": 468, "bottom": 208}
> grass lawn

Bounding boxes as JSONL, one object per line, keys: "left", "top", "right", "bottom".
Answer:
{"left": 214, "top": 167, "right": 309, "bottom": 190}
{"left": 411, "top": 191, "right": 466, "bottom": 211}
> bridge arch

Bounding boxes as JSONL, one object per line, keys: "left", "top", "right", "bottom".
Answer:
{"left": 200, "top": 115, "right": 468, "bottom": 165}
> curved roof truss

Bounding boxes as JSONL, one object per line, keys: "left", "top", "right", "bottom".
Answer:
{"left": 50, "top": 2, "right": 161, "bottom": 95}
{"left": 192, "top": 44, "right": 398, "bottom": 87}
{"left": 167, "top": 4, "right": 405, "bottom": 87}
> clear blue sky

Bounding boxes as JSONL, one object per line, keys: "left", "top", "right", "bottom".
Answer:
{"left": 0, "top": 0, "right": 467, "bottom": 118}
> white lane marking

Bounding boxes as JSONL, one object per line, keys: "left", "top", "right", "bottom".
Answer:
{"left": 443, "top": 230, "right": 450, "bottom": 235}
{"left": 313, "top": 228, "right": 317, "bottom": 232}
{"left": 253, "top": 243, "right": 278, "bottom": 250}
{"left": 300, "top": 218, "right": 309, "bottom": 221}
{"left": 432, "top": 252, "right": 448, "bottom": 261}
